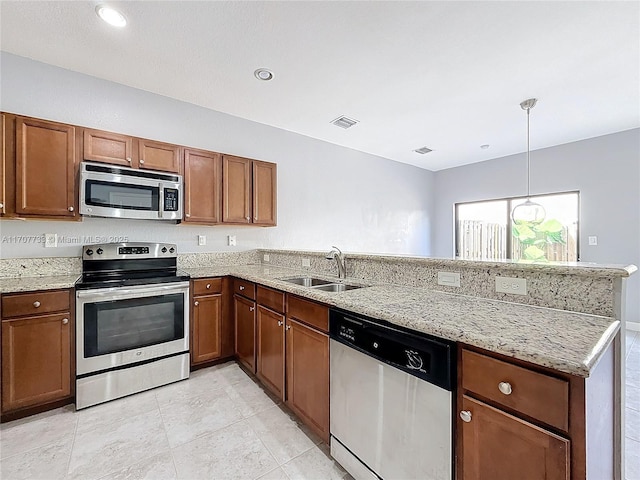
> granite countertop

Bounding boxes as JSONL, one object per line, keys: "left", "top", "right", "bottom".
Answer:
{"left": 186, "top": 265, "right": 619, "bottom": 378}
{"left": 0, "top": 265, "right": 619, "bottom": 378}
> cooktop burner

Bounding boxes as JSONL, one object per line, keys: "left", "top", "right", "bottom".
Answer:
{"left": 75, "top": 242, "right": 190, "bottom": 290}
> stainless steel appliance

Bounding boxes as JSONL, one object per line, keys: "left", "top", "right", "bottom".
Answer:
{"left": 75, "top": 242, "right": 190, "bottom": 409}
{"left": 329, "top": 309, "right": 456, "bottom": 480}
{"left": 80, "top": 161, "right": 182, "bottom": 221}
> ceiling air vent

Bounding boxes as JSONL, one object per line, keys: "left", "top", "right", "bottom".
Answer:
{"left": 413, "top": 146, "right": 433, "bottom": 154}
{"left": 331, "top": 116, "right": 359, "bottom": 129}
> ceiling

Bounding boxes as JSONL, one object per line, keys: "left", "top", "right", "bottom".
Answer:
{"left": 1, "top": 1, "right": 638, "bottom": 171}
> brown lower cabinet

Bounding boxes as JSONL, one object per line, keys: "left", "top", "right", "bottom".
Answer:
{"left": 256, "top": 305, "right": 285, "bottom": 398}
{"left": 190, "top": 278, "right": 233, "bottom": 367}
{"left": 1, "top": 289, "right": 73, "bottom": 417}
{"left": 235, "top": 293, "right": 257, "bottom": 373}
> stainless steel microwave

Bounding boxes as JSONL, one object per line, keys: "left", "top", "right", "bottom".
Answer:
{"left": 80, "top": 162, "right": 183, "bottom": 221}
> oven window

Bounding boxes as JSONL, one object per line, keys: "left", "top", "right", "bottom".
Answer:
{"left": 83, "top": 293, "right": 184, "bottom": 357}
{"left": 85, "top": 180, "right": 159, "bottom": 211}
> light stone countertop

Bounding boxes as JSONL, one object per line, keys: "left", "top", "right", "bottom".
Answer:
{"left": 0, "top": 265, "right": 619, "bottom": 378}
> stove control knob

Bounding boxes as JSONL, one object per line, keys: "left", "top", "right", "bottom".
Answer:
{"left": 169, "top": 247, "right": 175, "bottom": 253}
{"left": 86, "top": 249, "right": 93, "bottom": 256}
{"left": 96, "top": 248, "right": 103, "bottom": 255}
{"left": 161, "top": 247, "right": 167, "bottom": 253}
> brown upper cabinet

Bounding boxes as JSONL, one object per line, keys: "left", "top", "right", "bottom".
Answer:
{"left": 15, "top": 116, "right": 78, "bottom": 218}
{"left": 83, "top": 128, "right": 181, "bottom": 173}
{"left": 1, "top": 113, "right": 6, "bottom": 216}
{"left": 183, "top": 148, "right": 222, "bottom": 224}
{"left": 222, "top": 155, "right": 276, "bottom": 226}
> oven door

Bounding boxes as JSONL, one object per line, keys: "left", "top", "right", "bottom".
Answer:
{"left": 76, "top": 282, "right": 189, "bottom": 375}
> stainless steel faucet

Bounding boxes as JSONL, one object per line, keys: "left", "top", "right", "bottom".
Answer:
{"left": 326, "top": 246, "right": 346, "bottom": 279}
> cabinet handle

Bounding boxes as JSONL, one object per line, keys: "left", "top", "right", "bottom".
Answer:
{"left": 0, "top": 202, "right": 4, "bottom": 209}
{"left": 239, "top": 286, "right": 245, "bottom": 291}
{"left": 206, "top": 284, "right": 211, "bottom": 289}
{"left": 140, "top": 159, "right": 145, "bottom": 165}
{"left": 498, "top": 382, "right": 513, "bottom": 395}
{"left": 246, "top": 216, "right": 250, "bottom": 221}
{"left": 33, "top": 301, "right": 41, "bottom": 308}
{"left": 68, "top": 206, "right": 74, "bottom": 212}
{"left": 286, "top": 325, "right": 291, "bottom": 331}
{"left": 126, "top": 157, "right": 132, "bottom": 163}
{"left": 185, "top": 213, "right": 191, "bottom": 218}
{"left": 460, "top": 410, "right": 472, "bottom": 423}
{"left": 62, "top": 318, "right": 69, "bottom": 325}
{"left": 254, "top": 216, "right": 257, "bottom": 221}
{"left": 249, "top": 306, "right": 255, "bottom": 312}
{"left": 194, "top": 301, "right": 199, "bottom": 306}
{"left": 277, "top": 320, "right": 283, "bottom": 326}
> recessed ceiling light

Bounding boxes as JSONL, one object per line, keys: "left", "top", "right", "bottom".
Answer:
{"left": 331, "top": 116, "right": 359, "bottom": 129}
{"left": 254, "top": 68, "right": 274, "bottom": 81}
{"left": 413, "top": 146, "right": 433, "bottom": 155}
{"left": 480, "top": 144, "right": 490, "bottom": 150}
{"left": 96, "top": 5, "right": 127, "bottom": 27}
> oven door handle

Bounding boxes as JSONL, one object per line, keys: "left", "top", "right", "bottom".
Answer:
{"left": 76, "top": 282, "right": 189, "bottom": 298}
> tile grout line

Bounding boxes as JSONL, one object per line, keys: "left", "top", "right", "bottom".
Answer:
{"left": 64, "top": 408, "right": 80, "bottom": 478}
{"left": 156, "top": 390, "right": 181, "bottom": 480}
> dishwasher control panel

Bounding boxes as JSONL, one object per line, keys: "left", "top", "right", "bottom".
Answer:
{"left": 329, "top": 308, "right": 455, "bottom": 391}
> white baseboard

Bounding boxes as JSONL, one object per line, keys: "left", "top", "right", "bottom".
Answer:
{"left": 627, "top": 322, "right": 640, "bottom": 332}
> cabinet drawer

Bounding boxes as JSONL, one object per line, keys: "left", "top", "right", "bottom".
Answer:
{"left": 192, "top": 278, "right": 222, "bottom": 296}
{"left": 287, "top": 295, "right": 328, "bottom": 333}
{"left": 234, "top": 279, "right": 256, "bottom": 300}
{"left": 462, "top": 349, "right": 569, "bottom": 431}
{"left": 257, "top": 286, "right": 285, "bottom": 314}
{"left": 2, "top": 290, "right": 70, "bottom": 318}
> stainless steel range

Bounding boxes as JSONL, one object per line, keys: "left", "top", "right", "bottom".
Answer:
{"left": 75, "top": 242, "right": 190, "bottom": 409}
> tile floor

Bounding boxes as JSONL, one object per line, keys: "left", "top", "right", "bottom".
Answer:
{"left": 0, "top": 332, "right": 638, "bottom": 480}
{"left": 0, "top": 362, "right": 349, "bottom": 480}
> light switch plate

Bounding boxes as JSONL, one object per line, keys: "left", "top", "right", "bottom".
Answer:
{"left": 263, "top": 253, "right": 270, "bottom": 262}
{"left": 198, "top": 235, "right": 206, "bottom": 246}
{"left": 588, "top": 236, "right": 598, "bottom": 246}
{"left": 495, "top": 277, "right": 527, "bottom": 295}
{"left": 302, "top": 258, "right": 311, "bottom": 267}
{"left": 44, "top": 233, "right": 57, "bottom": 248}
{"left": 228, "top": 235, "right": 236, "bottom": 246}
{"left": 437, "top": 271, "right": 460, "bottom": 287}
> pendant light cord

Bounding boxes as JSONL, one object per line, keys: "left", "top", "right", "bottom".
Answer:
{"left": 526, "top": 105, "right": 531, "bottom": 198}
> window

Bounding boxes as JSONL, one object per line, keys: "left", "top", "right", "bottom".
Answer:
{"left": 455, "top": 192, "right": 579, "bottom": 262}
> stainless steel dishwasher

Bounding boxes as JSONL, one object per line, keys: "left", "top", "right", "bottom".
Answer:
{"left": 329, "top": 309, "right": 456, "bottom": 480}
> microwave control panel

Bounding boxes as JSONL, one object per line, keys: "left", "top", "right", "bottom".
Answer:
{"left": 164, "top": 188, "right": 179, "bottom": 211}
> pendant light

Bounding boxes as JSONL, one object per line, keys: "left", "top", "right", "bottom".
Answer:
{"left": 511, "top": 98, "right": 546, "bottom": 225}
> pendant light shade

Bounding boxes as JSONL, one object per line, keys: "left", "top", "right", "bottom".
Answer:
{"left": 512, "top": 98, "right": 546, "bottom": 226}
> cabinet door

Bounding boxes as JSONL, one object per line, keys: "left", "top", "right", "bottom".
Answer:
{"left": 1, "top": 313, "right": 71, "bottom": 412}
{"left": 1, "top": 113, "right": 6, "bottom": 215}
{"left": 460, "top": 395, "right": 570, "bottom": 480}
{"left": 138, "top": 139, "right": 181, "bottom": 173}
{"left": 286, "top": 318, "right": 330, "bottom": 442}
{"left": 234, "top": 295, "right": 256, "bottom": 373}
{"left": 257, "top": 306, "right": 285, "bottom": 399}
{"left": 252, "top": 160, "right": 277, "bottom": 226}
{"left": 222, "top": 155, "right": 251, "bottom": 224}
{"left": 83, "top": 129, "right": 133, "bottom": 167}
{"left": 191, "top": 294, "right": 222, "bottom": 365}
{"left": 16, "top": 117, "right": 76, "bottom": 217}
{"left": 183, "top": 149, "right": 222, "bottom": 224}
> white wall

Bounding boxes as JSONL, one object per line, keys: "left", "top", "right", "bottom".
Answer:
{"left": 432, "top": 129, "right": 640, "bottom": 323}
{"left": 0, "top": 52, "right": 435, "bottom": 258}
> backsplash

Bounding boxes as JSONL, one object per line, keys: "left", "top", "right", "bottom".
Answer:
{"left": 0, "top": 256, "right": 82, "bottom": 277}
{"left": 258, "top": 249, "right": 634, "bottom": 318}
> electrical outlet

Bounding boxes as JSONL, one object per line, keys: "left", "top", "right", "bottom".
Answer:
{"left": 588, "top": 236, "right": 598, "bottom": 246}
{"left": 437, "top": 271, "right": 460, "bottom": 287}
{"left": 495, "top": 277, "right": 527, "bottom": 295}
{"left": 302, "top": 258, "right": 311, "bottom": 267}
{"left": 44, "top": 233, "right": 57, "bottom": 248}
{"left": 198, "top": 235, "right": 206, "bottom": 246}
{"left": 228, "top": 235, "right": 236, "bottom": 246}
{"left": 263, "top": 253, "right": 270, "bottom": 262}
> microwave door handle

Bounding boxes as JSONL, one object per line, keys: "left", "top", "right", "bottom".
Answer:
{"left": 159, "top": 183, "right": 164, "bottom": 218}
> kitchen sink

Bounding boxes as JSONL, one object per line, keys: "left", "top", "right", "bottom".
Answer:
{"left": 311, "top": 283, "right": 364, "bottom": 292}
{"left": 282, "top": 277, "right": 334, "bottom": 287}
